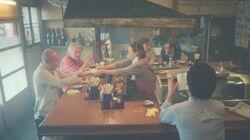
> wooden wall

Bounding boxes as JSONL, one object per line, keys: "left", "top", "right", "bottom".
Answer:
{"left": 0, "top": 4, "right": 18, "bottom": 19}
{"left": 41, "top": 0, "right": 64, "bottom": 20}
{"left": 148, "top": 0, "right": 237, "bottom": 16}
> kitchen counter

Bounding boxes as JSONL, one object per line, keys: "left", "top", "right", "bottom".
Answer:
{"left": 38, "top": 93, "right": 250, "bottom": 140}
{"left": 153, "top": 62, "right": 250, "bottom": 104}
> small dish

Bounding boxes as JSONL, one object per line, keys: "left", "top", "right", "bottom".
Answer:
{"left": 141, "top": 100, "right": 154, "bottom": 107}
{"left": 71, "top": 85, "right": 83, "bottom": 89}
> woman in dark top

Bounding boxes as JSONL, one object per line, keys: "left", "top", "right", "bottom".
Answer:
{"left": 95, "top": 39, "right": 156, "bottom": 100}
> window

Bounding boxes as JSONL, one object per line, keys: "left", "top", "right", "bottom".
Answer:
{"left": 2, "top": 69, "right": 27, "bottom": 101}
{"left": 22, "top": 7, "right": 32, "bottom": 45}
{"left": 31, "top": 7, "right": 41, "bottom": 43}
{"left": 22, "top": 6, "right": 41, "bottom": 45}
{"left": 0, "top": 22, "right": 20, "bottom": 49}
{"left": 0, "top": 47, "right": 25, "bottom": 76}
{"left": 0, "top": 21, "right": 28, "bottom": 102}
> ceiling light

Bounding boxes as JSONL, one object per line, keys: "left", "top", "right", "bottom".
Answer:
{"left": 0, "top": 0, "right": 16, "bottom": 5}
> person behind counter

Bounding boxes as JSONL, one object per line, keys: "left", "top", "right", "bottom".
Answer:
{"left": 94, "top": 39, "right": 156, "bottom": 101}
{"left": 160, "top": 63, "right": 225, "bottom": 140}
{"left": 161, "top": 39, "right": 181, "bottom": 63}
{"left": 59, "top": 43, "right": 93, "bottom": 92}
{"left": 33, "top": 49, "right": 88, "bottom": 140}
{"left": 139, "top": 37, "right": 157, "bottom": 65}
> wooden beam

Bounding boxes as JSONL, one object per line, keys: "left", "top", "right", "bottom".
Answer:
{"left": 64, "top": 18, "right": 196, "bottom": 28}
{"left": 94, "top": 27, "right": 101, "bottom": 62}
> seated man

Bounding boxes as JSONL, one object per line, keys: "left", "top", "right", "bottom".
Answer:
{"left": 59, "top": 43, "right": 93, "bottom": 92}
{"left": 138, "top": 37, "right": 156, "bottom": 65}
{"left": 160, "top": 39, "right": 181, "bottom": 63}
{"left": 33, "top": 49, "right": 87, "bottom": 139}
{"left": 160, "top": 63, "right": 225, "bottom": 140}
{"left": 60, "top": 43, "right": 93, "bottom": 74}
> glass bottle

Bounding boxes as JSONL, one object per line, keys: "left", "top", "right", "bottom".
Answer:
{"left": 56, "top": 28, "right": 61, "bottom": 45}
{"left": 46, "top": 28, "right": 52, "bottom": 45}
{"left": 60, "top": 28, "right": 66, "bottom": 45}
{"left": 78, "top": 32, "right": 83, "bottom": 45}
{"left": 51, "top": 28, "right": 57, "bottom": 45}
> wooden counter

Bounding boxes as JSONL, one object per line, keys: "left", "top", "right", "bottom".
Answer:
{"left": 38, "top": 93, "right": 250, "bottom": 140}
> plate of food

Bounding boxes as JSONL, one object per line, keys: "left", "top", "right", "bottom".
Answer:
{"left": 141, "top": 100, "right": 154, "bottom": 107}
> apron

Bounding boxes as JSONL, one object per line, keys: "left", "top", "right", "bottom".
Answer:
{"left": 135, "top": 60, "right": 156, "bottom": 101}
{"left": 126, "top": 60, "right": 156, "bottom": 101}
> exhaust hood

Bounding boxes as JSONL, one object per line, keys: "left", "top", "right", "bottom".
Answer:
{"left": 63, "top": 0, "right": 196, "bottom": 28}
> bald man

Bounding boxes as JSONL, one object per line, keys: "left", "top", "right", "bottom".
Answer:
{"left": 33, "top": 49, "right": 86, "bottom": 134}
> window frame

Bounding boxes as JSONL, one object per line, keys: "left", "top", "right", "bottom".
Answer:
{"left": 21, "top": 6, "right": 42, "bottom": 47}
{"left": 0, "top": 21, "right": 21, "bottom": 51}
{"left": 0, "top": 20, "right": 28, "bottom": 104}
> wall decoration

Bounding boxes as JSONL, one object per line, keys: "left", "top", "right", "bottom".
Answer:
{"left": 235, "top": 0, "right": 250, "bottom": 48}
{"left": 65, "top": 28, "right": 95, "bottom": 47}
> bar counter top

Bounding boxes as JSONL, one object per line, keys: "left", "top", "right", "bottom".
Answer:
{"left": 38, "top": 93, "right": 250, "bottom": 140}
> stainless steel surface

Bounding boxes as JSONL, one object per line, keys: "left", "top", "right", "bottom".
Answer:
{"left": 222, "top": 99, "right": 250, "bottom": 107}
{"left": 154, "top": 66, "right": 250, "bottom": 104}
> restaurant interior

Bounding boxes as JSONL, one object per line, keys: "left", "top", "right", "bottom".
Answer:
{"left": 0, "top": 0, "right": 250, "bottom": 140}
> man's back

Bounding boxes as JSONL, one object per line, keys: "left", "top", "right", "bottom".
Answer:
{"left": 160, "top": 97, "right": 225, "bottom": 140}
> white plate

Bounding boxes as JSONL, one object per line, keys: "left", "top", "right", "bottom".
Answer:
{"left": 141, "top": 100, "right": 154, "bottom": 106}
{"left": 71, "top": 85, "right": 84, "bottom": 89}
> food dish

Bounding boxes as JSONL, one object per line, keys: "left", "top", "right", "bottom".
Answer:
{"left": 141, "top": 100, "right": 154, "bottom": 107}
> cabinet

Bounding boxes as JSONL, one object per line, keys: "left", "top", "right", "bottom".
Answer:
{"left": 208, "top": 17, "right": 236, "bottom": 61}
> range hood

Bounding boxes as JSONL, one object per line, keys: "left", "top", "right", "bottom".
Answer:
{"left": 63, "top": 0, "right": 196, "bottom": 28}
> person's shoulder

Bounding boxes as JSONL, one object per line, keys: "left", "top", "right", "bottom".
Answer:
{"left": 160, "top": 48, "right": 165, "bottom": 54}
{"left": 149, "top": 48, "right": 156, "bottom": 54}
{"left": 61, "top": 54, "right": 71, "bottom": 62}
{"left": 33, "top": 64, "right": 46, "bottom": 78}
{"left": 138, "top": 59, "right": 150, "bottom": 66}
{"left": 169, "top": 101, "right": 190, "bottom": 110}
{"left": 210, "top": 99, "right": 225, "bottom": 108}
{"left": 121, "top": 59, "right": 132, "bottom": 65}
{"left": 34, "top": 64, "right": 42, "bottom": 73}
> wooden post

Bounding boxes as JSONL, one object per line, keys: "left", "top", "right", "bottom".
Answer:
{"left": 206, "top": 16, "right": 213, "bottom": 62}
{"left": 94, "top": 27, "right": 101, "bottom": 63}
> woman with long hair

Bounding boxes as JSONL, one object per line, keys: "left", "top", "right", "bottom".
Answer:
{"left": 95, "top": 38, "right": 156, "bottom": 100}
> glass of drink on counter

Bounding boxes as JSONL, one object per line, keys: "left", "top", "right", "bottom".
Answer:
{"left": 219, "top": 62, "right": 224, "bottom": 73}
{"left": 177, "top": 73, "right": 188, "bottom": 91}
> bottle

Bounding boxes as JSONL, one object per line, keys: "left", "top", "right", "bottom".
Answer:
{"left": 51, "top": 28, "right": 57, "bottom": 45}
{"left": 104, "top": 45, "right": 109, "bottom": 58}
{"left": 56, "top": 28, "right": 61, "bottom": 45}
{"left": 60, "top": 28, "right": 66, "bottom": 45}
{"left": 78, "top": 32, "right": 83, "bottom": 45}
{"left": 46, "top": 28, "right": 52, "bottom": 45}
{"left": 72, "top": 35, "right": 77, "bottom": 43}
{"left": 219, "top": 62, "right": 224, "bottom": 73}
{"left": 168, "top": 56, "right": 173, "bottom": 68}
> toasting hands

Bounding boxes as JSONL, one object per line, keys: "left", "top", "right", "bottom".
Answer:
{"left": 168, "top": 78, "right": 178, "bottom": 94}
{"left": 165, "top": 78, "right": 178, "bottom": 105}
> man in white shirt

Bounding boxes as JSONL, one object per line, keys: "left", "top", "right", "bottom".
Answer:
{"left": 33, "top": 49, "right": 86, "bottom": 140}
{"left": 160, "top": 63, "right": 225, "bottom": 140}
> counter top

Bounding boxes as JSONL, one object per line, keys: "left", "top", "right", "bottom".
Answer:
{"left": 39, "top": 93, "right": 250, "bottom": 139}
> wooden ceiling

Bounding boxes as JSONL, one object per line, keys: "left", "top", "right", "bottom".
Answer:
{"left": 148, "top": 0, "right": 237, "bottom": 16}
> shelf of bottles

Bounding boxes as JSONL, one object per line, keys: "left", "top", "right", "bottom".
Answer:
{"left": 45, "top": 28, "right": 68, "bottom": 46}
